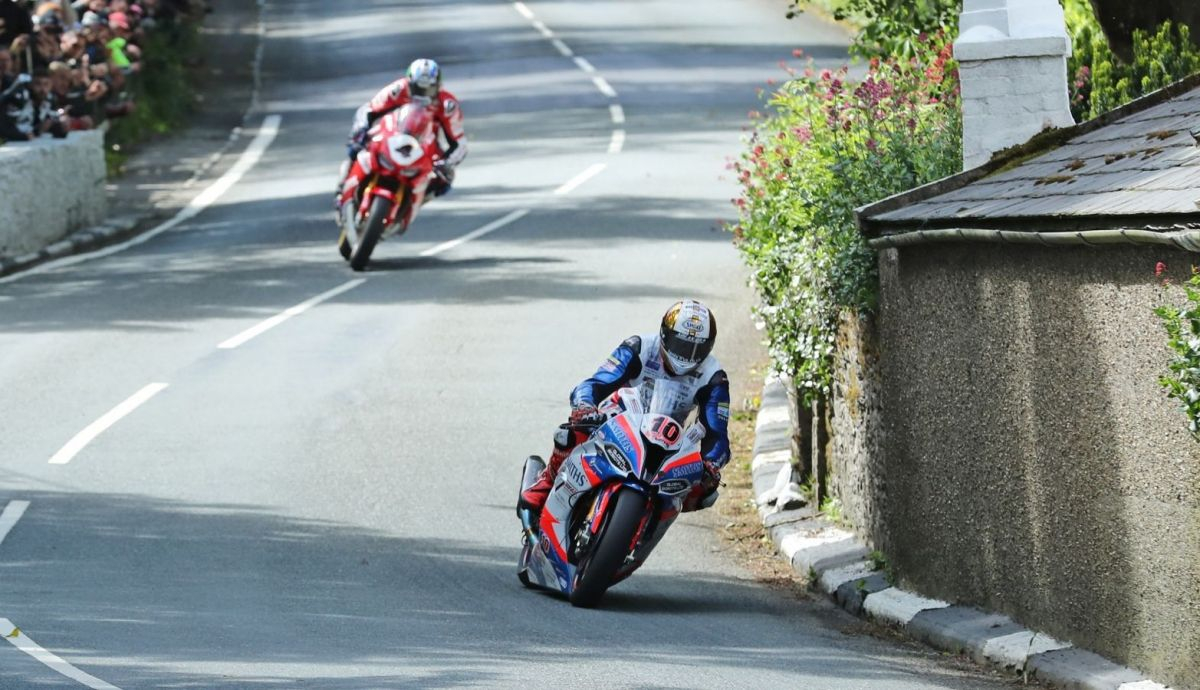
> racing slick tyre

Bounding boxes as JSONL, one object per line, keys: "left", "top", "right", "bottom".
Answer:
{"left": 349, "top": 194, "right": 394, "bottom": 271}
{"left": 569, "top": 488, "right": 647, "bottom": 608}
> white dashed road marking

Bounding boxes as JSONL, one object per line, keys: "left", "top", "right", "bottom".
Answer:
{"left": 217, "top": 279, "right": 367, "bottom": 350}
{"left": 0, "top": 619, "right": 121, "bottom": 689}
{"left": 0, "top": 501, "right": 29, "bottom": 546}
{"left": 555, "top": 164, "right": 607, "bottom": 196}
{"left": 49, "top": 383, "right": 169, "bottom": 465}
{"left": 421, "top": 209, "right": 531, "bottom": 257}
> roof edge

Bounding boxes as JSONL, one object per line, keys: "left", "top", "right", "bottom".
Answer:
{"left": 855, "top": 71, "right": 1200, "bottom": 237}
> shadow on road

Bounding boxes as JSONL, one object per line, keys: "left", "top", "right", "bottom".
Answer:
{"left": 0, "top": 488, "right": 1007, "bottom": 689}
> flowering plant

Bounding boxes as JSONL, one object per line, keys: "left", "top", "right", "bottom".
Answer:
{"left": 1154, "top": 263, "right": 1200, "bottom": 439}
{"left": 731, "top": 35, "right": 961, "bottom": 402}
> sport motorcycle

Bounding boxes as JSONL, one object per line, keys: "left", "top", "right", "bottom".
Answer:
{"left": 336, "top": 100, "right": 441, "bottom": 271}
{"left": 516, "top": 380, "right": 709, "bottom": 607}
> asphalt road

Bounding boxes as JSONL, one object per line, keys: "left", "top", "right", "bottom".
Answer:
{"left": 0, "top": 1, "right": 1024, "bottom": 688}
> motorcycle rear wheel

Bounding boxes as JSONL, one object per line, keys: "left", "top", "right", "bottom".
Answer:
{"left": 569, "top": 488, "right": 646, "bottom": 608}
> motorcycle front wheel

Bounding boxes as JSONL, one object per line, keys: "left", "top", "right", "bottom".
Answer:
{"left": 569, "top": 487, "right": 646, "bottom": 608}
{"left": 350, "top": 191, "right": 406, "bottom": 271}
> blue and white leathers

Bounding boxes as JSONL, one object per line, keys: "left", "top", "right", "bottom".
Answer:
{"left": 570, "top": 333, "right": 731, "bottom": 469}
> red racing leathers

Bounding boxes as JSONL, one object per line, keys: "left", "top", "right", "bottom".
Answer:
{"left": 340, "top": 77, "right": 467, "bottom": 204}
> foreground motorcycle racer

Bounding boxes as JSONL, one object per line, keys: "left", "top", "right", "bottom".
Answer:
{"left": 337, "top": 58, "right": 467, "bottom": 206}
{"left": 519, "top": 300, "right": 732, "bottom": 517}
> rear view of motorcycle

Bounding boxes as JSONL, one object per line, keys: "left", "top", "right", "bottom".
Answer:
{"left": 516, "top": 382, "right": 708, "bottom": 607}
{"left": 336, "top": 102, "right": 441, "bottom": 270}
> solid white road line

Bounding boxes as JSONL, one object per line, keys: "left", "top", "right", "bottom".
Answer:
{"left": 420, "top": 209, "right": 530, "bottom": 257}
{"left": 573, "top": 56, "right": 596, "bottom": 74}
{"left": 0, "top": 115, "right": 282, "bottom": 285}
{"left": 555, "top": 163, "right": 607, "bottom": 196}
{"left": 48, "top": 384, "right": 169, "bottom": 465}
{"left": 550, "top": 38, "right": 573, "bottom": 57}
{"left": 592, "top": 76, "right": 617, "bottom": 98}
{"left": 608, "top": 130, "right": 626, "bottom": 154}
{"left": 217, "top": 279, "right": 367, "bottom": 350}
{"left": 0, "top": 501, "right": 29, "bottom": 546}
{"left": 609, "top": 104, "right": 625, "bottom": 124}
{"left": 0, "top": 619, "right": 120, "bottom": 690}
{"left": 513, "top": 1, "right": 534, "bottom": 20}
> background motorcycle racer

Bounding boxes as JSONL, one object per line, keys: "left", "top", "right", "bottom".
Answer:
{"left": 337, "top": 58, "right": 467, "bottom": 206}
{"left": 519, "top": 300, "right": 732, "bottom": 517}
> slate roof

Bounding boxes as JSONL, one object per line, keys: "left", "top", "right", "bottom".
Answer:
{"left": 858, "top": 74, "right": 1200, "bottom": 236}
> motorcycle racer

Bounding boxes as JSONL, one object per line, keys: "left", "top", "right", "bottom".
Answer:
{"left": 519, "top": 300, "right": 732, "bottom": 517}
{"left": 337, "top": 58, "right": 467, "bottom": 206}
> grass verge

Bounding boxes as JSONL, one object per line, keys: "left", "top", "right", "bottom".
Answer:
{"left": 714, "top": 366, "right": 811, "bottom": 597}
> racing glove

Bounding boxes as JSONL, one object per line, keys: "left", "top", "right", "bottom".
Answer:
{"left": 569, "top": 403, "right": 607, "bottom": 428}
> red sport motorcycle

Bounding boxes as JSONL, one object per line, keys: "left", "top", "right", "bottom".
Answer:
{"left": 336, "top": 101, "right": 442, "bottom": 270}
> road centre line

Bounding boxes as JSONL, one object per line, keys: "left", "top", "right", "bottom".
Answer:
{"left": 48, "top": 383, "right": 169, "bottom": 465}
{"left": 420, "top": 209, "right": 531, "bottom": 257}
{"left": 592, "top": 76, "right": 617, "bottom": 98}
{"left": 531, "top": 20, "right": 553, "bottom": 38}
{"left": 609, "top": 104, "right": 625, "bottom": 124}
{"left": 608, "top": 130, "right": 626, "bottom": 154}
{"left": 513, "top": 1, "right": 534, "bottom": 19}
{"left": 0, "top": 619, "right": 120, "bottom": 690}
{"left": 550, "top": 38, "right": 573, "bottom": 57}
{"left": 0, "top": 501, "right": 29, "bottom": 547}
{"left": 572, "top": 56, "right": 596, "bottom": 74}
{"left": 555, "top": 163, "right": 607, "bottom": 195}
{"left": 0, "top": 115, "right": 282, "bottom": 285}
{"left": 216, "top": 279, "right": 367, "bottom": 350}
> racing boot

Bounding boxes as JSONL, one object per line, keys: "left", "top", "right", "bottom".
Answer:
{"left": 518, "top": 426, "right": 578, "bottom": 515}
{"left": 518, "top": 434, "right": 568, "bottom": 516}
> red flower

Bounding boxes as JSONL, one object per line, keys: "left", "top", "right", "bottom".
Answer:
{"left": 1156, "top": 261, "right": 1168, "bottom": 277}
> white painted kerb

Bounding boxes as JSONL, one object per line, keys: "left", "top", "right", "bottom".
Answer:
{"left": 981, "top": 630, "right": 1071, "bottom": 669}
{"left": 863, "top": 588, "right": 951, "bottom": 625}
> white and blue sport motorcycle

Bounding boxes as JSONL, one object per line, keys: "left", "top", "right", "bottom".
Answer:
{"left": 516, "top": 381, "right": 709, "bottom": 608}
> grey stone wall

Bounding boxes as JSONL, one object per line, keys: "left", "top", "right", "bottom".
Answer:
{"left": 874, "top": 241, "right": 1200, "bottom": 689}
{"left": 0, "top": 131, "right": 106, "bottom": 257}
{"left": 830, "top": 309, "right": 885, "bottom": 547}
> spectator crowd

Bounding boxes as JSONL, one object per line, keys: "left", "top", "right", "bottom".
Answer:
{"left": 0, "top": 0, "right": 196, "bottom": 143}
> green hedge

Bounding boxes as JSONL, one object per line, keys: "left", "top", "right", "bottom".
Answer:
{"left": 731, "top": 36, "right": 962, "bottom": 400}
{"left": 1064, "top": 0, "right": 1200, "bottom": 121}
{"left": 106, "top": 20, "right": 201, "bottom": 174}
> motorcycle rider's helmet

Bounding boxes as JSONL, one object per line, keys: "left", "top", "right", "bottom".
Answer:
{"left": 659, "top": 299, "right": 716, "bottom": 375}
{"left": 406, "top": 58, "right": 442, "bottom": 99}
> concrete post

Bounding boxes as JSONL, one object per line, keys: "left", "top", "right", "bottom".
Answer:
{"left": 955, "top": 0, "right": 1075, "bottom": 169}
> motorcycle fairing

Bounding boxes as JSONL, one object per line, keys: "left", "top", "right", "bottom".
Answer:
{"left": 600, "top": 412, "right": 645, "bottom": 476}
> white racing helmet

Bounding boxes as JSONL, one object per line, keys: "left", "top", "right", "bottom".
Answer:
{"left": 659, "top": 300, "right": 716, "bottom": 375}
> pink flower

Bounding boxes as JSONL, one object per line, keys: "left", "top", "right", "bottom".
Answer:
{"left": 792, "top": 49, "right": 804, "bottom": 58}
{"left": 1156, "top": 261, "right": 1168, "bottom": 277}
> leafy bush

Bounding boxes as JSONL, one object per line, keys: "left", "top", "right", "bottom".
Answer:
{"left": 730, "top": 36, "right": 961, "bottom": 401}
{"left": 106, "top": 20, "right": 201, "bottom": 174}
{"left": 1063, "top": 0, "right": 1200, "bottom": 121}
{"left": 789, "top": 0, "right": 958, "bottom": 60}
{"left": 1154, "top": 264, "right": 1200, "bottom": 439}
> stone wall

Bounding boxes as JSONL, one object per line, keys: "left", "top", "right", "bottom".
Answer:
{"left": 873, "top": 240, "right": 1200, "bottom": 689}
{"left": 0, "top": 131, "right": 106, "bottom": 257}
{"left": 829, "top": 309, "right": 885, "bottom": 548}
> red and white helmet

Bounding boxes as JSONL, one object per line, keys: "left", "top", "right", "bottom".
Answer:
{"left": 659, "top": 300, "right": 716, "bottom": 375}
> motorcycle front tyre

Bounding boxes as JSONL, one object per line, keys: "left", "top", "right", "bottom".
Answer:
{"left": 349, "top": 194, "right": 394, "bottom": 271}
{"left": 569, "top": 487, "right": 646, "bottom": 608}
